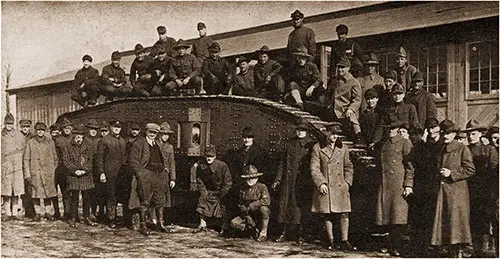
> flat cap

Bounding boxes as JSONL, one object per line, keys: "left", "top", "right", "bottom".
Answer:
{"left": 291, "top": 10, "right": 304, "bottom": 20}
{"left": 82, "top": 54, "right": 93, "bottom": 62}
{"left": 145, "top": 123, "right": 160, "bottom": 133}
{"left": 157, "top": 26, "right": 166, "bottom": 34}
{"left": 197, "top": 22, "right": 206, "bottom": 30}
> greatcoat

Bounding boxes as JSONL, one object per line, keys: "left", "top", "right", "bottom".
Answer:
{"left": 310, "top": 142, "right": 353, "bottom": 214}
{"left": 1, "top": 128, "right": 25, "bottom": 196}
{"left": 23, "top": 135, "right": 58, "bottom": 199}
{"left": 375, "top": 135, "right": 414, "bottom": 225}
{"left": 431, "top": 140, "right": 475, "bottom": 246}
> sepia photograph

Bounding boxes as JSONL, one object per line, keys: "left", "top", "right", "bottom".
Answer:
{"left": 1, "top": 1, "right": 499, "bottom": 257}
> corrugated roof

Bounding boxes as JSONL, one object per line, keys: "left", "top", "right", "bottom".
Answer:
{"left": 9, "top": 1, "right": 498, "bottom": 92}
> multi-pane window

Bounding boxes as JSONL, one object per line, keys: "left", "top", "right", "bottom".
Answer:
{"left": 468, "top": 40, "right": 499, "bottom": 96}
{"left": 412, "top": 46, "right": 448, "bottom": 100}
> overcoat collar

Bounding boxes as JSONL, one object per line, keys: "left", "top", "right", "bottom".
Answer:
{"left": 444, "top": 140, "right": 461, "bottom": 153}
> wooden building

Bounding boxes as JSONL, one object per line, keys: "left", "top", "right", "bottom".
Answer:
{"left": 5, "top": 1, "right": 498, "bottom": 128}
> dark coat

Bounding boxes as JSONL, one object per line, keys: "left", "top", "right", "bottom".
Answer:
{"left": 288, "top": 62, "right": 322, "bottom": 92}
{"left": 194, "top": 159, "right": 232, "bottom": 218}
{"left": 231, "top": 67, "right": 258, "bottom": 97}
{"left": 101, "top": 64, "right": 127, "bottom": 85}
{"left": 360, "top": 106, "right": 381, "bottom": 144}
{"left": 287, "top": 25, "right": 316, "bottom": 58}
{"left": 169, "top": 53, "right": 201, "bottom": 80}
{"left": 375, "top": 135, "right": 414, "bottom": 225}
{"left": 192, "top": 35, "right": 214, "bottom": 62}
{"left": 151, "top": 57, "right": 172, "bottom": 80}
{"left": 330, "top": 38, "right": 365, "bottom": 75}
{"left": 95, "top": 134, "right": 126, "bottom": 179}
{"left": 202, "top": 56, "right": 232, "bottom": 94}
{"left": 406, "top": 89, "right": 437, "bottom": 129}
{"left": 73, "top": 66, "right": 100, "bottom": 88}
{"left": 226, "top": 143, "right": 270, "bottom": 186}
{"left": 394, "top": 64, "right": 418, "bottom": 91}
{"left": 61, "top": 138, "right": 96, "bottom": 191}
{"left": 373, "top": 101, "right": 420, "bottom": 144}
{"left": 310, "top": 142, "right": 353, "bottom": 213}
{"left": 468, "top": 143, "right": 498, "bottom": 199}
{"left": 254, "top": 59, "right": 283, "bottom": 92}
{"left": 275, "top": 135, "right": 315, "bottom": 224}
{"left": 431, "top": 140, "right": 475, "bottom": 246}
{"left": 130, "top": 56, "right": 154, "bottom": 86}
{"left": 23, "top": 136, "right": 58, "bottom": 199}
{"left": 150, "top": 37, "right": 177, "bottom": 58}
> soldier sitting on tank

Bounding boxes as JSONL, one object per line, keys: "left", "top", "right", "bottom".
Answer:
{"left": 202, "top": 42, "right": 232, "bottom": 95}
{"left": 150, "top": 48, "right": 172, "bottom": 96}
{"left": 71, "top": 54, "right": 101, "bottom": 107}
{"left": 254, "top": 45, "right": 285, "bottom": 102}
{"left": 165, "top": 39, "right": 202, "bottom": 96}
{"left": 230, "top": 165, "right": 271, "bottom": 242}
{"left": 100, "top": 51, "right": 132, "bottom": 101}
{"left": 130, "top": 44, "right": 155, "bottom": 97}
{"left": 285, "top": 46, "right": 324, "bottom": 110}
{"left": 230, "top": 56, "right": 259, "bottom": 97}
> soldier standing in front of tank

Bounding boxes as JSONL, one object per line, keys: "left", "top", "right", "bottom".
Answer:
{"left": 272, "top": 120, "right": 316, "bottom": 244}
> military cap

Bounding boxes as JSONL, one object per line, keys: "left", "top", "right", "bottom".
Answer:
{"left": 336, "top": 24, "right": 349, "bottom": 34}
{"left": 60, "top": 117, "right": 73, "bottom": 127}
{"left": 383, "top": 70, "right": 398, "bottom": 80}
{"left": 86, "top": 118, "right": 100, "bottom": 129}
{"left": 456, "top": 131, "right": 467, "bottom": 139}
{"left": 388, "top": 120, "right": 405, "bottom": 129}
{"left": 241, "top": 165, "right": 263, "bottom": 178}
{"left": 336, "top": 55, "right": 351, "bottom": 67}
{"left": 364, "top": 53, "right": 379, "bottom": 65}
{"left": 425, "top": 118, "right": 439, "bottom": 129}
{"left": 412, "top": 71, "right": 424, "bottom": 82}
{"left": 397, "top": 45, "right": 408, "bottom": 58}
{"left": 364, "top": 88, "right": 379, "bottom": 99}
{"left": 72, "top": 124, "right": 87, "bottom": 135}
{"left": 157, "top": 25, "right": 167, "bottom": 34}
{"left": 49, "top": 123, "right": 61, "bottom": 132}
{"left": 242, "top": 126, "right": 255, "bottom": 138}
{"left": 109, "top": 120, "right": 122, "bottom": 128}
{"left": 134, "top": 44, "right": 145, "bottom": 54}
{"left": 4, "top": 112, "right": 15, "bottom": 124}
{"left": 82, "top": 54, "right": 93, "bottom": 62}
{"left": 205, "top": 144, "right": 217, "bottom": 157}
{"left": 291, "top": 10, "right": 304, "bottom": 20}
{"left": 159, "top": 122, "right": 174, "bottom": 134}
{"left": 488, "top": 126, "right": 499, "bottom": 135}
{"left": 34, "top": 122, "right": 47, "bottom": 131}
{"left": 440, "top": 119, "right": 459, "bottom": 134}
{"left": 463, "top": 119, "right": 486, "bottom": 132}
{"left": 325, "top": 122, "right": 342, "bottom": 134}
{"left": 174, "top": 39, "right": 190, "bottom": 50}
{"left": 19, "top": 119, "right": 32, "bottom": 127}
{"left": 111, "top": 51, "right": 121, "bottom": 60}
{"left": 208, "top": 42, "right": 221, "bottom": 53}
{"left": 237, "top": 56, "right": 250, "bottom": 66}
{"left": 391, "top": 84, "right": 405, "bottom": 95}
{"left": 292, "top": 46, "right": 312, "bottom": 58}
{"left": 145, "top": 123, "right": 160, "bottom": 133}
{"left": 157, "top": 47, "right": 167, "bottom": 55}
{"left": 256, "top": 45, "right": 270, "bottom": 55}
{"left": 100, "top": 120, "right": 110, "bottom": 131}
{"left": 130, "top": 123, "right": 141, "bottom": 130}
{"left": 197, "top": 22, "right": 206, "bottom": 30}
{"left": 295, "top": 120, "right": 309, "bottom": 131}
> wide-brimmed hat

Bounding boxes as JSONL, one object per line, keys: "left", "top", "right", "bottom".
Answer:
{"left": 241, "top": 165, "right": 263, "bottom": 178}
{"left": 19, "top": 119, "right": 32, "bottom": 127}
{"left": 100, "top": 120, "right": 110, "bottom": 131}
{"left": 174, "top": 39, "right": 190, "bottom": 50}
{"left": 134, "top": 44, "right": 146, "bottom": 54}
{"left": 86, "top": 118, "right": 100, "bottom": 129}
{"left": 72, "top": 124, "right": 87, "bottom": 135}
{"left": 34, "top": 122, "right": 47, "bottom": 131}
{"left": 256, "top": 45, "right": 270, "bottom": 55}
{"left": 208, "top": 42, "right": 221, "bottom": 53}
{"left": 292, "top": 46, "right": 312, "bottom": 58}
{"left": 159, "top": 122, "right": 174, "bottom": 134}
{"left": 205, "top": 144, "right": 217, "bottom": 157}
{"left": 440, "top": 119, "right": 459, "bottom": 134}
{"left": 242, "top": 126, "right": 255, "bottom": 138}
{"left": 50, "top": 123, "right": 61, "bottom": 132}
{"left": 60, "top": 117, "right": 73, "bottom": 128}
{"left": 364, "top": 88, "right": 379, "bottom": 99}
{"left": 4, "top": 112, "right": 14, "bottom": 124}
{"left": 364, "top": 53, "right": 379, "bottom": 65}
{"left": 145, "top": 123, "right": 160, "bottom": 133}
{"left": 325, "top": 122, "right": 342, "bottom": 134}
{"left": 463, "top": 119, "right": 486, "bottom": 132}
{"left": 425, "top": 118, "right": 439, "bottom": 129}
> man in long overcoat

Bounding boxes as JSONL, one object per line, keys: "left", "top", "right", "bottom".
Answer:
{"left": 272, "top": 120, "right": 315, "bottom": 243}
{"left": 375, "top": 120, "right": 414, "bottom": 256}
{"left": 192, "top": 144, "right": 232, "bottom": 232}
{"left": 23, "top": 122, "right": 58, "bottom": 220}
{"left": 406, "top": 71, "right": 437, "bottom": 128}
{"left": 431, "top": 119, "right": 475, "bottom": 258}
{"left": 95, "top": 120, "right": 126, "bottom": 228}
{"left": 1, "top": 113, "right": 25, "bottom": 219}
{"left": 61, "top": 124, "right": 96, "bottom": 227}
{"left": 310, "top": 122, "right": 356, "bottom": 251}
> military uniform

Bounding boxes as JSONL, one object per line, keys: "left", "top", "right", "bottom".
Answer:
{"left": 254, "top": 59, "right": 285, "bottom": 101}
{"left": 194, "top": 159, "right": 232, "bottom": 218}
{"left": 192, "top": 35, "right": 214, "bottom": 63}
{"left": 287, "top": 25, "right": 316, "bottom": 59}
{"left": 130, "top": 55, "right": 155, "bottom": 96}
{"left": 150, "top": 37, "right": 177, "bottom": 59}
{"left": 231, "top": 67, "right": 258, "bottom": 97}
{"left": 166, "top": 53, "right": 202, "bottom": 94}
{"left": 202, "top": 56, "right": 232, "bottom": 95}
{"left": 71, "top": 66, "right": 101, "bottom": 106}
{"left": 373, "top": 101, "right": 420, "bottom": 144}
{"left": 330, "top": 38, "right": 364, "bottom": 77}
{"left": 326, "top": 71, "right": 362, "bottom": 134}
{"left": 101, "top": 64, "right": 131, "bottom": 98}
{"left": 151, "top": 56, "right": 173, "bottom": 91}
{"left": 1, "top": 125, "right": 25, "bottom": 218}
{"left": 288, "top": 61, "right": 323, "bottom": 100}
{"left": 406, "top": 88, "right": 437, "bottom": 130}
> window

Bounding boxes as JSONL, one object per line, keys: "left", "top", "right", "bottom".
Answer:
{"left": 467, "top": 40, "right": 499, "bottom": 97}
{"left": 412, "top": 45, "right": 448, "bottom": 100}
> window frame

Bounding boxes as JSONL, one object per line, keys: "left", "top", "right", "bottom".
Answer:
{"left": 465, "top": 39, "right": 499, "bottom": 100}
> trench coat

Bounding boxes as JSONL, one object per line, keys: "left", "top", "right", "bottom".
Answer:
{"left": 1, "top": 128, "right": 25, "bottom": 196}
{"left": 275, "top": 135, "right": 315, "bottom": 224}
{"left": 375, "top": 135, "right": 414, "bottom": 225}
{"left": 23, "top": 136, "right": 58, "bottom": 199}
{"left": 431, "top": 140, "right": 475, "bottom": 246}
{"left": 310, "top": 142, "right": 353, "bottom": 214}
{"left": 95, "top": 134, "right": 126, "bottom": 179}
{"left": 194, "top": 159, "right": 232, "bottom": 218}
{"left": 128, "top": 137, "right": 176, "bottom": 209}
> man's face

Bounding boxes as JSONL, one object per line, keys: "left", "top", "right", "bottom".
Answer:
{"left": 392, "top": 93, "right": 405, "bottom": 103}
{"left": 146, "top": 130, "right": 158, "bottom": 140}
{"left": 112, "top": 59, "right": 120, "bottom": 67}
{"left": 243, "top": 136, "right": 254, "bottom": 147}
{"left": 429, "top": 126, "right": 441, "bottom": 140}
{"left": 292, "top": 18, "right": 303, "bottom": 28}
{"left": 456, "top": 137, "right": 468, "bottom": 145}
{"left": 366, "top": 97, "right": 379, "bottom": 109}
{"left": 239, "top": 62, "right": 249, "bottom": 73}
{"left": 160, "top": 133, "right": 170, "bottom": 142}
{"left": 389, "top": 127, "right": 399, "bottom": 138}
{"left": 368, "top": 65, "right": 377, "bottom": 75}
{"left": 209, "top": 51, "right": 220, "bottom": 59}
{"left": 36, "top": 129, "right": 45, "bottom": 137}
{"left": 89, "top": 129, "right": 98, "bottom": 137}
{"left": 50, "top": 130, "right": 60, "bottom": 137}
{"left": 398, "top": 128, "right": 409, "bottom": 139}
{"left": 206, "top": 155, "right": 216, "bottom": 164}
{"left": 100, "top": 129, "right": 109, "bottom": 137}
{"left": 137, "top": 52, "right": 146, "bottom": 61}
{"left": 467, "top": 130, "right": 482, "bottom": 144}
{"left": 83, "top": 60, "right": 91, "bottom": 69}
{"left": 198, "top": 28, "right": 207, "bottom": 37}
{"left": 326, "top": 132, "right": 339, "bottom": 144}
{"left": 5, "top": 123, "right": 13, "bottom": 131}
{"left": 296, "top": 129, "right": 307, "bottom": 138}
{"left": 337, "top": 32, "right": 347, "bottom": 42}
{"left": 413, "top": 81, "right": 424, "bottom": 91}
{"left": 74, "top": 134, "right": 84, "bottom": 144}
{"left": 63, "top": 126, "right": 72, "bottom": 135}
{"left": 443, "top": 132, "right": 456, "bottom": 143}
{"left": 396, "top": 56, "right": 406, "bottom": 68}
{"left": 110, "top": 126, "right": 121, "bottom": 135}
{"left": 296, "top": 56, "right": 307, "bottom": 66}
{"left": 21, "top": 126, "right": 30, "bottom": 134}
{"left": 336, "top": 65, "right": 349, "bottom": 77}
{"left": 178, "top": 47, "right": 187, "bottom": 56}
{"left": 158, "top": 53, "right": 167, "bottom": 61}
{"left": 159, "top": 33, "right": 167, "bottom": 41}
{"left": 258, "top": 53, "right": 269, "bottom": 65}
{"left": 246, "top": 177, "right": 258, "bottom": 186}
{"left": 384, "top": 78, "right": 396, "bottom": 89}
{"left": 131, "top": 129, "right": 140, "bottom": 137}
{"left": 491, "top": 133, "right": 499, "bottom": 147}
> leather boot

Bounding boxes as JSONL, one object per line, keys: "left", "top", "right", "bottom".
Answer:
{"left": 275, "top": 224, "right": 286, "bottom": 242}
{"left": 296, "top": 224, "right": 305, "bottom": 244}
{"left": 156, "top": 208, "right": 168, "bottom": 233}
{"left": 257, "top": 218, "right": 269, "bottom": 242}
{"left": 138, "top": 209, "right": 150, "bottom": 236}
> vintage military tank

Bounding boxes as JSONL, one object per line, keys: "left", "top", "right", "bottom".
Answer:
{"left": 57, "top": 95, "right": 376, "bottom": 235}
